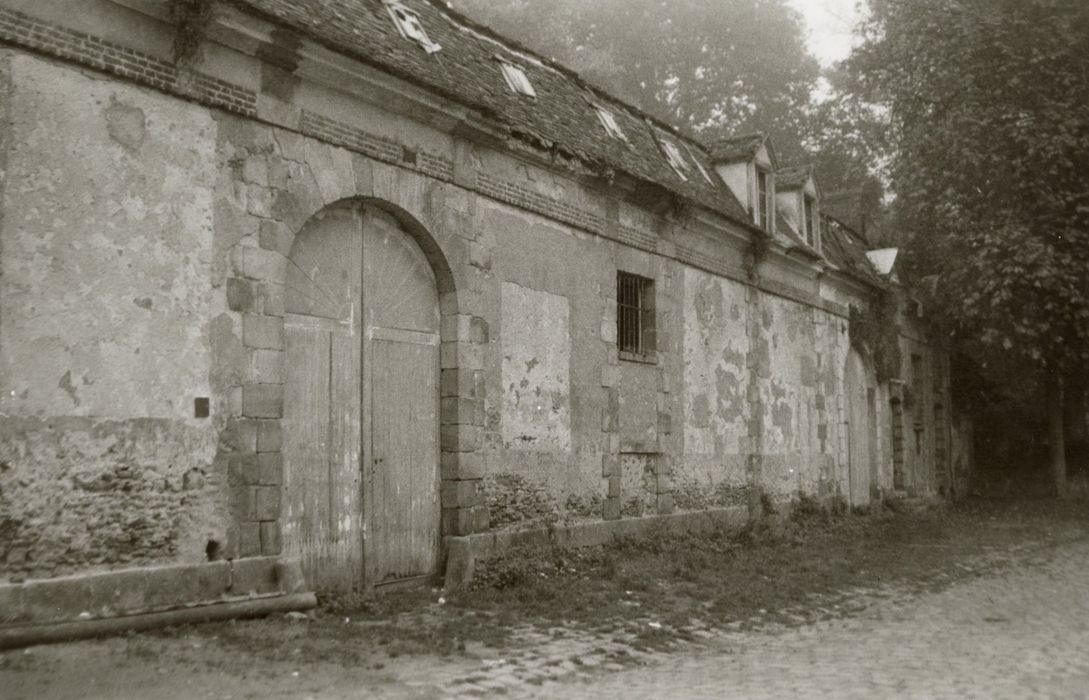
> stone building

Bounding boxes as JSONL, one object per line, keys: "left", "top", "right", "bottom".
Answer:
{"left": 0, "top": 0, "right": 972, "bottom": 629}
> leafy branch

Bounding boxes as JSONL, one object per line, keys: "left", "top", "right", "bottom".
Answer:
{"left": 849, "top": 291, "right": 902, "bottom": 383}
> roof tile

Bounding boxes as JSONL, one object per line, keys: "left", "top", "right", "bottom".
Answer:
{"left": 821, "top": 216, "right": 883, "bottom": 286}
{"left": 234, "top": 0, "right": 752, "bottom": 224}
{"left": 708, "top": 132, "right": 767, "bottom": 162}
{"left": 776, "top": 164, "right": 812, "bottom": 190}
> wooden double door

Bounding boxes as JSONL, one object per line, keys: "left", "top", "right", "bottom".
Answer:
{"left": 282, "top": 203, "right": 440, "bottom": 590}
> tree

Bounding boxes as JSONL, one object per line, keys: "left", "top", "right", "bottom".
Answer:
{"left": 844, "top": 0, "right": 1089, "bottom": 494}
{"left": 451, "top": 0, "right": 821, "bottom": 162}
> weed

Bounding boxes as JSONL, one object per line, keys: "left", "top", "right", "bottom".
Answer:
{"left": 128, "top": 497, "right": 1089, "bottom": 674}
{"left": 483, "top": 473, "right": 560, "bottom": 529}
{"left": 759, "top": 490, "right": 778, "bottom": 517}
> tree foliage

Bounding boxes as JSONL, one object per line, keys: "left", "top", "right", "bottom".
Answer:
{"left": 844, "top": 0, "right": 1089, "bottom": 374}
{"left": 451, "top": 0, "right": 820, "bottom": 160}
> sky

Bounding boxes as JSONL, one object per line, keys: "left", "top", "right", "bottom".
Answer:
{"left": 787, "top": 0, "right": 865, "bottom": 67}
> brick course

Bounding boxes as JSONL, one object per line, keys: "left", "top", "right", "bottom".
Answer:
{"left": 0, "top": 7, "right": 256, "bottom": 116}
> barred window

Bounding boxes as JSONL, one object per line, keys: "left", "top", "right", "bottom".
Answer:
{"left": 617, "top": 271, "right": 655, "bottom": 360}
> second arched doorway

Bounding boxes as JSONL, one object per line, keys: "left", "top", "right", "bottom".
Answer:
{"left": 844, "top": 348, "right": 878, "bottom": 507}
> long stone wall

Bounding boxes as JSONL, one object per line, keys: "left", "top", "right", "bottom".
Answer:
{"left": 0, "top": 0, "right": 965, "bottom": 591}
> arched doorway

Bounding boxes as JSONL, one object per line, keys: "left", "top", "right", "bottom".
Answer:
{"left": 844, "top": 348, "right": 878, "bottom": 507}
{"left": 282, "top": 201, "right": 441, "bottom": 590}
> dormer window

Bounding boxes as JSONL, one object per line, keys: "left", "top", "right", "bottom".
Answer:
{"left": 385, "top": 2, "right": 441, "bottom": 54}
{"left": 772, "top": 164, "right": 820, "bottom": 248}
{"left": 499, "top": 60, "right": 536, "bottom": 97}
{"left": 756, "top": 168, "right": 772, "bottom": 231}
{"left": 660, "top": 140, "right": 690, "bottom": 181}
{"left": 595, "top": 106, "right": 627, "bottom": 141}
{"left": 804, "top": 194, "right": 819, "bottom": 248}
{"left": 710, "top": 133, "right": 779, "bottom": 231}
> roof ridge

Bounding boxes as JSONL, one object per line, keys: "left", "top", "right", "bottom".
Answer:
{"left": 708, "top": 131, "right": 766, "bottom": 147}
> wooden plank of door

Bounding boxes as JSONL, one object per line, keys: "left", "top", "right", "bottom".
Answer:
{"left": 283, "top": 203, "right": 364, "bottom": 591}
{"left": 330, "top": 326, "right": 363, "bottom": 589}
{"left": 283, "top": 324, "right": 334, "bottom": 585}
{"left": 370, "top": 337, "right": 440, "bottom": 585}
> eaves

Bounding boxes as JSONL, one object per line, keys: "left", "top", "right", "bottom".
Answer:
{"left": 216, "top": 0, "right": 760, "bottom": 235}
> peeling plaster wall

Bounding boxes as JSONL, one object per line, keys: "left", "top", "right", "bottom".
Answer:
{"left": 619, "top": 364, "right": 659, "bottom": 452}
{"left": 499, "top": 281, "right": 571, "bottom": 453}
{"left": 681, "top": 268, "right": 750, "bottom": 490}
{"left": 0, "top": 54, "right": 224, "bottom": 580}
{"left": 681, "top": 266, "right": 849, "bottom": 505}
{"left": 756, "top": 294, "right": 838, "bottom": 498}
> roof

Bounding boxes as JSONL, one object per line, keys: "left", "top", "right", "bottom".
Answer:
{"left": 865, "top": 248, "right": 899, "bottom": 276}
{"left": 230, "top": 0, "right": 752, "bottom": 225}
{"left": 776, "top": 164, "right": 812, "bottom": 190}
{"left": 774, "top": 211, "right": 806, "bottom": 248}
{"left": 774, "top": 211, "right": 822, "bottom": 260}
{"left": 708, "top": 133, "right": 767, "bottom": 163}
{"left": 820, "top": 215, "right": 883, "bottom": 287}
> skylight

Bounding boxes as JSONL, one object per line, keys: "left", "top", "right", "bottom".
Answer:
{"left": 499, "top": 61, "right": 536, "bottom": 97}
{"left": 595, "top": 106, "right": 627, "bottom": 141}
{"left": 682, "top": 143, "right": 715, "bottom": 185}
{"left": 660, "top": 140, "right": 690, "bottom": 180}
{"left": 385, "top": 2, "right": 441, "bottom": 54}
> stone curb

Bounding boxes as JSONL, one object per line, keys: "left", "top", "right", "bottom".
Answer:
{"left": 0, "top": 557, "right": 309, "bottom": 628}
{"left": 0, "top": 591, "right": 317, "bottom": 650}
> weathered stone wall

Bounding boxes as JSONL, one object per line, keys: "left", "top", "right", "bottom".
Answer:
{"left": 680, "top": 268, "right": 751, "bottom": 500}
{"left": 0, "top": 0, "right": 969, "bottom": 590}
{"left": 679, "top": 266, "right": 847, "bottom": 508}
{"left": 0, "top": 52, "right": 226, "bottom": 580}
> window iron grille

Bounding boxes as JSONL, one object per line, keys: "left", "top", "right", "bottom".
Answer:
{"left": 617, "top": 271, "right": 654, "bottom": 358}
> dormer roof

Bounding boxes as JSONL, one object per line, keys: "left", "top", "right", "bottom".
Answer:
{"left": 776, "top": 164, "right": 812, "bottom": 190}
{"left": 708, "top": 132, "right": 777, "bottom": 169}
{"left": 778, "top": 163, "right": 823, "bottom": 197}
{"left": 865, "top": 248, "right": 899, "bottom": 277}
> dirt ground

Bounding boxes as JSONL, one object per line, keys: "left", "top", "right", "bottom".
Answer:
{"left": 2, "top": 497, "right": 1087, "bottom": 699}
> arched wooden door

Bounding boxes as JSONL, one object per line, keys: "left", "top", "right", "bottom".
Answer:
{"left": 283, "top": 202, "right": 440, "bottom": 591}
{"left": 844, "top": 349, "right": 876, "bottom": 507}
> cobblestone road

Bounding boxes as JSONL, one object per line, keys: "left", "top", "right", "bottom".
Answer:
{"left": 4, "top": 532, "right": 1089, "bottom": 699}
{"left": 525, "top": 539, "right": 1089, "bottom": 699}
